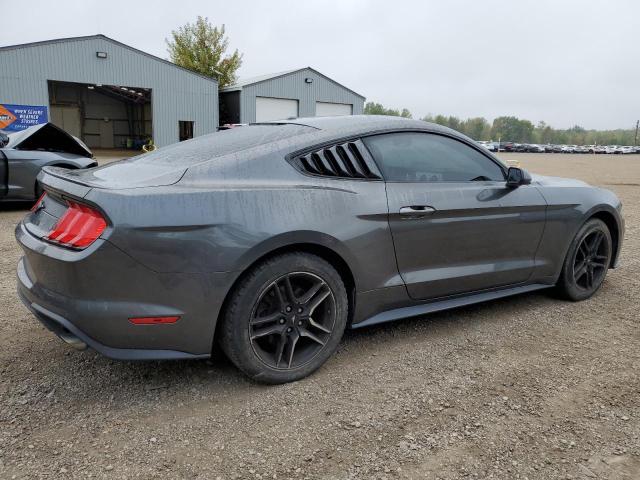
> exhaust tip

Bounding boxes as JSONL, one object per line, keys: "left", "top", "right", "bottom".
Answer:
{"left": 59, "top": 332, "right": 88, "bottom": 351}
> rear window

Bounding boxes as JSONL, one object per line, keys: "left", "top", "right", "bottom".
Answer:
{"left": 125, "top": 124, "right": 315, "bottom": 167}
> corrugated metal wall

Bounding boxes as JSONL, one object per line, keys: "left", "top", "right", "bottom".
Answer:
{"left": 0, "top": 36, "right": 218, "bottom": 147}
{"left": 240, "top": 68, "right": 364, "bottom": 123}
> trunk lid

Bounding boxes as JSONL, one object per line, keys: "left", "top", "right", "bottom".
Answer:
{"left": 42, "top": 161, "right": 186, "bottom": 190}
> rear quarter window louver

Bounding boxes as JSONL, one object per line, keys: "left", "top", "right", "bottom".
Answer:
{"left": 293, "top": 140, "right": 381, "bottom": 180}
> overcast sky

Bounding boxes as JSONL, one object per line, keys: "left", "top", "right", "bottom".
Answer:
{"left": 3, "top": 0, "right": 637, "bottom": 130}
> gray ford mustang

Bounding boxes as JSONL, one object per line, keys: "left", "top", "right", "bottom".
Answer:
{"left": 16, "top": 115, "right": 624, "bottom": 383}
{"left": 1, "top": 123, "right": 96, "bottom": 201}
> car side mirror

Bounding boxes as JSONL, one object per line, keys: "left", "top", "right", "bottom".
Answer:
{"left": 0, "top": 132, "right": 8, "bottom": 148}
{"left": 506, "top": 167, "right": 532, "bottom": 188}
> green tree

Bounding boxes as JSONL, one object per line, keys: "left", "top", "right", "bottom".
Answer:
{"left": 363, "top": 102, "right": 386, "bottom": 115}
{"left": 444, "top": 116, "right": 460, "bottom": 132}
{"left": 167, "top": 16, "right": 243, "bottom": 88}
{"left": 400, "top": 108, "right": 413, "bottom": 119}
{"left": 566, "top": 125, "right": 587, "bottom": 145}
{"left": 425, "top": 113, "right": 636, "bottom": 145}
{"left": 460, "top": 117, "right": 490, "bottom": 140}
{"left": 491, "top": 116, "right": 534, "bottom": 142}
{"left": 364, "top": 102, "right": 412, "bottom": 118}
{"left": 534, "top": 121, "right": 554, "bottom": 144}
{"left": 433, "top": 114, "right": 449, "bottom": 126}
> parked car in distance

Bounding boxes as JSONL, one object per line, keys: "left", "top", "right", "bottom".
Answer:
{"left": 499, "top": 141, "right": 514, "bottom": 152}
{"left": 16, "top": 115, "right": 625, "bottom": 383}
{"left": 477, "top": 141, "right": 499, "bottom": 152}
{"left": 1, "top": 123, "right": 97, "bottom": 202}
{"left": 527, "top": 144, "right": 546, "bottom": 153}
{"left": 574, "top": 145, "right": 589, "bottom": 154}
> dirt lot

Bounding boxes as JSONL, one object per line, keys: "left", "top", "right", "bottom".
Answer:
{"left": 1, "top": 153, "right": 638, "bottom": 479}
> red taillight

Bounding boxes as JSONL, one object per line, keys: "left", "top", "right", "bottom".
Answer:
{"left": 129, "top": 316, "right": 181, "bottom": 325}
{"left": 46, "top": 200, "right": 107, "bottom": 249}
{"left": 31, "top": 192, "right": 46, "bottom": 212}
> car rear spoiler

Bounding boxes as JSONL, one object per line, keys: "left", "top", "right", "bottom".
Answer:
{"left": 38, "top": 166, "right": 93, "bottom": 200}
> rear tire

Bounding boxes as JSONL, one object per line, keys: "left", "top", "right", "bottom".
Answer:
{"left": 219, "top": 252, "right": 348, "bottom": 384}
{"left": 556, "top": 218, "right": 612, "bottom": 301}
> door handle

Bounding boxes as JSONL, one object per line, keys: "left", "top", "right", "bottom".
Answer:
{"left": 399, "top": 205, "right": 436, "bottom": 218}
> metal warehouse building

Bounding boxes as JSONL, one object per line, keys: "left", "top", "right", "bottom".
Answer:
{"left": 0, "top": 35, "right": 218, "bottom": 148}
{"left": 219, "top": 67, "right": 365, "bottom": 124}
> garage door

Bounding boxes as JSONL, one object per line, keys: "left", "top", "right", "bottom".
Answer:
{"left": 50, "top": 105, "right": 81, "bottom": 138}
{"left": 315, "top": 102, "right": 353, "bottom": 117}
{"left": 255, "top": 97, "right": 299, "bottom": 122}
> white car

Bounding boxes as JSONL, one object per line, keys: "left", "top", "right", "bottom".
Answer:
{"left": 529, "top": 144, "right": 546, "bottom": 153}
{"left": 477, "top": 141, "right": 498, "bottom": 152}
{"left": 619, "top": 146, "right": 634, "bottom": 154}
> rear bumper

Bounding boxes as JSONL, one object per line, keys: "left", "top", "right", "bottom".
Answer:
{"left": 17, "top": 278, "right": 206, "bottom": 360}
{"left": 16, "top": 222, "right": 237, "bottom": 360}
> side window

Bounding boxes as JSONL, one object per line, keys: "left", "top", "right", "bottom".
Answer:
{"left": 363, "top": 132, "right": 505, "bottom": 182}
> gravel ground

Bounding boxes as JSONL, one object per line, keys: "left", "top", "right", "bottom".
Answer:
{"left": 0, "top": 153, "right": 638, "bottom": 479}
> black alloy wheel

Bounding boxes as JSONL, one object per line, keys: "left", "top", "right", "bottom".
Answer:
{"left": 249, "top": 272, "right": 336, "bottom": 370}
{"left": 572, "top": 229, "right": 609, "bottom": 292}
{"left": 219, "top": 252, "right": 348, "bottom": 384}
{"left": 557, "top": 218, "right": 612, "bottom": 301}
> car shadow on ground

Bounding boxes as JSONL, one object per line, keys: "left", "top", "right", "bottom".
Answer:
{"left": 18, "top": 289, "right": 556, "bottom": 407}
{"left": 0, "top": 201, "right": 33, "bottom": 212}
{"left": 343, "top": 289, "right": 555, "bottom": 342}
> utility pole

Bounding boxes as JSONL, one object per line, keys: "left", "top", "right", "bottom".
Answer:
{"left": 635, "top": 120, "right": 639, "bottom": 146}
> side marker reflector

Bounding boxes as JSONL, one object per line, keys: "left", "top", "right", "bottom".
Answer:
{"left": 129, "top": 316, "right": 180, "bottom": 325}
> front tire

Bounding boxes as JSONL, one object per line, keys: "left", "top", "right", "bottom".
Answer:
{"left": 219, "top": 252, "right": 348, "bottom": 384}
{"left": 556, "top": 218, "right": 612, "bottom": 301}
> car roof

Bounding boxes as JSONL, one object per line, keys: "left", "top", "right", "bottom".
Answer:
{"left": 263, "top": 115, "right": 464, "bottom": 140}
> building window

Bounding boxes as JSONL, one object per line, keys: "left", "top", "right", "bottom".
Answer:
{"left": 179, "top": 121, "right": 194, "bottom": 142}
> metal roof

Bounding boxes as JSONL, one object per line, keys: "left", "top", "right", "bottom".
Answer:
{"left": 222, "top": 69, "right": 300, "bottom": 90}
{"left": 222, "top": 67, "right": 365, "bottom": 99}
{"left": 0, "top": 34, "right": 218, "bottom": 84}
